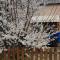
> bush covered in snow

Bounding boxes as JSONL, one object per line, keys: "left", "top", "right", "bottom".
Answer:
{"left": 0, "top": 0, "right": 58, "bottom": 53}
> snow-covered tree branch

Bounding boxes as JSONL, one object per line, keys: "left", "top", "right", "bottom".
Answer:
{"left": 0, "top": 0, "right": 58, "bottom": 53}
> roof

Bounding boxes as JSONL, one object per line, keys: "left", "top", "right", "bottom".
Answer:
{"left": 31, "top": 5, "right": 60, "bottom": 22}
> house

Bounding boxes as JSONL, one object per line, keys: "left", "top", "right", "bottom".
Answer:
{"left": 31, "top": 4, "right": 60, "bottom": 22}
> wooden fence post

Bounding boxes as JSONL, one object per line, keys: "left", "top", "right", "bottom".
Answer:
{"left": 26, "top": 48, "right": 29, "bottom": 60}
{"left": 59, "top": 52, "right": 60, "bottom": 60}
{"left": 30, "top": 48, "right": 33, "bottom": 60}
{"left": 8, "top": 48, "right": 10, "bottom": 60}
{"left": 49, "top": 47, "right": 52, "bottom": 60}
{"left": 12, "top": 48, "right": 15, "bottom": 60}
{"left": 17, "top": 47, "right": 20, "bottom": 60}
{"left": 4, "top": 51, "right": 6, "bottom": 60}
{"left": 0, "top": 54, "right": 2, "bottom": 60}
{"left": 35, "top": 48, "right": 38, "bottom": 60}
{"left": 44, "top": 48, "right": 48, "bottom": 60}
{"left": 22, "top": 48, "right": 24, "bottom": 60}
{"left": 54, "top": 47, "right": 57, "bottom": 60}
{"left": 40, "top": 48, "right": 43, "bottom": 60}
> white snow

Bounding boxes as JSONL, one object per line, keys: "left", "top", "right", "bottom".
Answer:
{"left": 0, "top": 0, "right": 55, "bottom": 53}
{"left": 31, "top": 15, "right": 60, "bottom": 22}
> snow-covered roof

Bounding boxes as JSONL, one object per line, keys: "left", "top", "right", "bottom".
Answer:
{"left": 31, "top": 5, "right": 60, "bottom": 22}
{"left": 31, "top": 15, "right": 60, "bottom": 22}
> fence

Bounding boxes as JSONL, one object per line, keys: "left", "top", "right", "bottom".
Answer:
{"left": 0, "top": 47, "right": 60, "bottom": 60}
